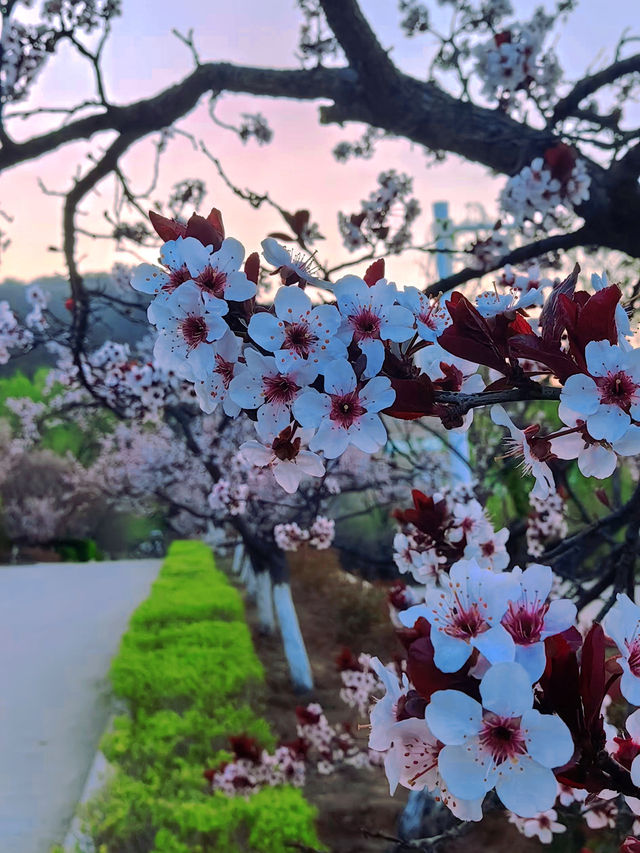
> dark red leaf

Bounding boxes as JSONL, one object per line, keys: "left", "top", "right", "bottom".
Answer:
{"left": 438, "top": 293, "right": 508, "bottom": 373}
{"left": 148, "top": 210, "right": 187, "bottom": 242}
{"left": 185, "top": 212, "right": 224, "bottom": 251}
{"left": 544, "top": 143, "right": 576, "bottom": 184}
{"left": 580, "top": 624, "right": 606, "bottom": 730}
{"left": 364, "top": 259, "right": 385, "bottom": 287}
{"left": 509, "top": 333, "right": 580, "bottom": 383}
{"left": 540, "top": 264, "right": 578, "bottom": 346}
{"left": 560, "top": 285, "right": 620, "bottom": 367}
{"left": 384, "top": 375, "right": 435, "bottom": 420}
{"left": 244, "top": 252, "right": 260, "bottom": 285}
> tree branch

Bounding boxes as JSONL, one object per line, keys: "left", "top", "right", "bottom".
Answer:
{"left": 433, "top": 385, "right": 561, "bottom": 416}
{"left": 552, "top": 54, "right": 640, "bottom": 123}
{"left": 0, "top": 64, "right": 352, "bottom": 172}
{"left": 425, "top": 228, "right": 590, "bottom": 296}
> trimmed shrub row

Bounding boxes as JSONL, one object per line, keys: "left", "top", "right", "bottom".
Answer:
{"left": 79, "top": 540, "right": 321, "bottom": 853}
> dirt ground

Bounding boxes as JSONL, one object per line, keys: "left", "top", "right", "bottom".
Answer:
{"left": 240, "top": 547, "right": 543, "bottom": 853}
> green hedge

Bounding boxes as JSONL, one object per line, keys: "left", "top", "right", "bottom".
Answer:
{"left": 80, "top": 540, "right": 322, "bottom": 852}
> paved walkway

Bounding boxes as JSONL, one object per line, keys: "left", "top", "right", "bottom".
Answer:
{"left": 0, "top": 559, "right": 161, "bottom": 853}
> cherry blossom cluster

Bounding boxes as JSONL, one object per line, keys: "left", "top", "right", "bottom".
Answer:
{"left": 208, "top": 480, "right": 249, "bottom": 517}
{"left": 526, "top": 489, "right": 567, "bottom": 558}
{"left": 465, "top": 226, "right": 509, "bottom": 272}
{"left": 205, "top": 701, "right": 373, "bottom": 798}
{"left": 24, "top": 284, "right": 49, "bottom": 331}
{"left": 0, "top": 18, "right": 49, "bottom": 103}
{"left": 337, "top": 170, "right": 420, "bottom": 254}
{"left": 295, "top": 703, "right": 369, "bottom": 775}
{"left": 273, "top": 516, "right": 335, "bottom": 551}
{"left": 392, "top": 485, "right": 509, "bottom": 584}
{"left": 367, "top": 560, "right": 582, "bottom": 820}
{"left": 500, "top": 145, "right": 591, "bottom": 231}
{"left": 0, "top": 299, "right": 32, "bottom": 364}
{"left": 204, "top": 735, "right": 306, "bottom": 796}
{"left": 336, "top": 649, "right": 379, "bottom": 717}
{"left": 472, "top": 9, "right": 561, "bottom": 107}
{"left": 130, "top": 204, "right": 640, "bottom": 519}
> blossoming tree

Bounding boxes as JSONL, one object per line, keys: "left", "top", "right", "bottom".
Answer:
{"left": 118, "top": 197, "right": 640, "bottom": 850}
{"left": 4, "top": 0, "right": 640, "bottom": 849}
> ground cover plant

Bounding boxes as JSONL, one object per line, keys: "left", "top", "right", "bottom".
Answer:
{"left": 79, "top": 540, "right": 322, "bottom": 853}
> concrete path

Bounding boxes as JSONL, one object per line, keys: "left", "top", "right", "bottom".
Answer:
{"left": 0, "top": 559, "right": 161, "bottom": 853}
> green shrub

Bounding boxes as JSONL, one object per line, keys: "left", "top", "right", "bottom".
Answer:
{"left": 82, "top": 540, "right": 321, "bottom": 853}
{"left": 84, "top": 774, "right": 321, "bottom": 853}
{"left": 110, "top": 623, "right": 264, "bottom": 714}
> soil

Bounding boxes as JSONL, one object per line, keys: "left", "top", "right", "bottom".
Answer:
{"left": 240, "top": 547, "right": 543, "bottom": 853}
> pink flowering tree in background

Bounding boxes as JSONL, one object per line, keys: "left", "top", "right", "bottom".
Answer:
{"left": 3, "top": 0, "right": 640, "bottom": 850}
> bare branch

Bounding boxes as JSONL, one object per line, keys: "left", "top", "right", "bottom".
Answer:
{"left": 424, "top": 228, "right": 590, "bottom": 296}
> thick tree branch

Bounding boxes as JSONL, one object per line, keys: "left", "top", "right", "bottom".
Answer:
{"left": 0, "top": 64, "right": 352, "bottom": 172}
{"left": 552, "top": 54, "right": 640, "bottom": 123}
{"left": 319, "top": 0, "right": 399, "bottom": 96}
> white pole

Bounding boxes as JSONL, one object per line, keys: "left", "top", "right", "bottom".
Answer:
{"left": 273, "top": 582, "right": 313, "bottom": 693}
{"left": 240, "top": 555, "right": 257, "bottom": 601}
{"left": 255, "top": 570, "right": 276, "bottom": 635}
{"left": 231, "top": 542, "right": 244, "bottom": 574}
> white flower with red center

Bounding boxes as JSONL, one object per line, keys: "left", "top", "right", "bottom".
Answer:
{"left": 553, "top": 415, "right": 640, "bottom": 479}
{"left": 229, "top": 348, "right": 318, "bottom": 434}
{"left": 193, "top": 330, "right": 242, "bottom": 415}
{"left": 248, "top": 285, "right": 345, "bottom": 372}
{"left": 557, "top": 781, "right": 587, "bottom": 807}
{"left": 382, "top": 716, "right": 484, "bottom": 821}
{"left": 464, "top": 527, "right": 510, "bottom": 571}
{"left": 368, "top": 657, "right": 411, "bottom": 752}
{"left": 509, "top": 808, "right": 566, "bottom": 844}
{"left": 398, "top": 558, "right": 520, "bottom": 672}
{"left": 409, "top": 548, "right": 447, "bottom": 586}
{"left": 426, "top": 662, "right": 574, "bottom": 816}
{"left": 393, "top": 532, "right": 419, "bottom": 575}
{"left": 131, "top": 236, "right": 203, "bottom": 300}
{"left": 560, "top": 340, "right": 640, "bottom": 442}
{"left": 292, "top": 359, "right": 395, "bottom": 459}
{"left": 397, "top": 286, "right": 450, "bottom": 342}
{"left": 491, "top": 405, "right": 555, "bottom": 499}
{"left": 448, "top": 499, "right": 488, "bottom": 544}
{"left": 150, "top": 281, "right": 229, "bottom": 380}
{"left": 239, "top": 423, "right": 324, "bottom": 494}
{"left": 189, "top": 237, "right": 255, "bottom": 302}
{"left": 261, "top": 238, "right": 329, "bottom": 288}
{"left": 581, "top": 796, "right": 618, "bottom": 829}
{"left": 500, "top": 563, "right": 576, "bottom": 682}
{"left": 333, "top": 276, "right": 414, "bottom": 378}
{"left": 416, "top": 344, "right": 485, "bottom": 432}
{"left": 603, "top": 594, "right": 640, "bottom": 705}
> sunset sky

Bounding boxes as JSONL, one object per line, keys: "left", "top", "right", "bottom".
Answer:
{"left": 0, "top": 0, "right": 635, "bottom": 286}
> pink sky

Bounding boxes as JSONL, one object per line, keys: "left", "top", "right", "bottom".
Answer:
{"left": 0, "top": 0, "right": 634, "bottom": 285}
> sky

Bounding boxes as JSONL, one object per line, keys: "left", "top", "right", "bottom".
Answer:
{"left": 0, "top": 0, "right": 636, "bottom": 286}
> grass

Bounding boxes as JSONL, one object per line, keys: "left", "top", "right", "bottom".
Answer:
{"left": 79, "top": 539, "right": 322, "bottom": 853}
